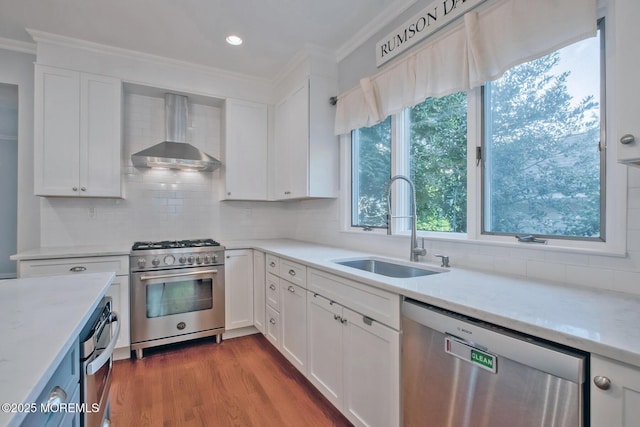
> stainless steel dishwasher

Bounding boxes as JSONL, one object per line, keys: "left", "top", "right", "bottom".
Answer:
{"left": 402, "top": 298, "right": 587, "bottom": 427}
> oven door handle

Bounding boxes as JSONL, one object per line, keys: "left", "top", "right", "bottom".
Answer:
{"left": 139, "top": 269, "right": 218, "bottom": 281}
{"left": 86, "top": 311, "right": 120, "bottom": 376}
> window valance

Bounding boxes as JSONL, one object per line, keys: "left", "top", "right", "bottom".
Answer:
{"left": 334, "top": 0, "right": 597, "bottom": 135}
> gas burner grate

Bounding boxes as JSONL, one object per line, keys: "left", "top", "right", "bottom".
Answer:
{"left": 131, "top": 239, "right": 221, "bottom": 251}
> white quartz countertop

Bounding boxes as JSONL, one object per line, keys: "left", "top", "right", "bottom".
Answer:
{"left": 10, "top": 244, "right": 130, "bottom": 261}
{"left": 225, "top": 239, "right": 640, "bottom": 368}
{"left": 0, "top": 272, "right": 114, "bottom": 427}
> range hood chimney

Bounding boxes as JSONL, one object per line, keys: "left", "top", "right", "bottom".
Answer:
{"left": 131, "top": 93, "right": 221, "bottom": 172}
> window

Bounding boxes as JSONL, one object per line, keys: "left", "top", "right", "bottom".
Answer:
{"left": 351, "top": 117, "right": 391, "bottom": 228}
{"left": 350, "top": 94, "right": 467, "bottom": 233}
{"left": 348, "top": 19, "right": 619, "bottom": 251}
{"left": 482, "top": 24, "right": 603, "bottom": 240}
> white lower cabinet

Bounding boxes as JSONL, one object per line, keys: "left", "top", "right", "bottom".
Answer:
{"left": 591, "top": 354, "right": 640, "bottom": 427}
{"left": 280, "top": 281, "right": 307, "bottom": 374}
{"left": 253, "top": 250, "right": 266, "bottom": 334}
{"left": 306, "top": 291, "right": 400, "bottom": 427}
{"left": 224, "top": 249, "right": 254, "bottom": 330}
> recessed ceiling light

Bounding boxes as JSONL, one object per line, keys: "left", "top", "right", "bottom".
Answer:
{"left": 226, "top": 35, "right": 243, "bottom": 46}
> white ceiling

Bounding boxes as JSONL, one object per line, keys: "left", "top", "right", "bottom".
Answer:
{"left": 0, "top": 0, "right": 416, "bottom": 81}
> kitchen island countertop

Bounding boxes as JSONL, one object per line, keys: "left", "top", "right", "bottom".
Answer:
{"left": 0, "top": 272, "right": 114, "bottom": 427}
{"left": 225, "top": 239, "right": 640, "bottom": 368}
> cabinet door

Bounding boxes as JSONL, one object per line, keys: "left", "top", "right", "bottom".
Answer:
{"left": 80, "top": 73, "right": 122, "bottom": 197}
{"left": 224, "top": 99, "right": 269, "bottom": 200}
{"left": 224, "top": 249, "right": 254, "bottom": 330}
{"left": 306, "top": 291, "right": 343, "bottom": 409}
{"left": 273, "top": 82, "right": 309, "bottom": 199}
{"left": 104, "top": 275, "right": 130, "bottom": 350}
{"left": 342, "top": 307, "right": 400, "bottom": 427}
{"left": 591, "top": 355, "right": 640, "bottom": 427}
{"left": 280, "top": 281, "right": 307, "bottom": 374}
{"left": 266, "top": 305, "right": 281, "bottom": 349}
{"left": 616, "top": 0, "right": 640, "bottom": 164}
{"left": 34, "top": 65, "right": 81, "bottom": 196}
{"left": 253, "top": 250, "right": 266, "bottom": 334}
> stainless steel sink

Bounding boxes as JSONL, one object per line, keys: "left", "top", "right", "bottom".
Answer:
{"left": 334, "top": 258, "right": 443, "bottom": 278}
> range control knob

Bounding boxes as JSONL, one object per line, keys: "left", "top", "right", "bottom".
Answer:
{"left": 212, "top": 254, "right": 217, "bottom": 263}
{"left": 178, "top": 256, "right": 187, "bottom": 264}
{"left": 164, "top": 255, "right": 175, "bottom": 266}
{"left": 195, "top": 256, "right": 202, "bottom": 264}
{"left": 187, "top": 256, "right": 195, "bottom": 264}
{"left": 151, "top": 258, "right": 160, "bottom": 267}
{"left": 204, "top": 255, "right": 211, "bottom": 264}
{"left": 137, "top": 258, "right": 146, "bottom": 269}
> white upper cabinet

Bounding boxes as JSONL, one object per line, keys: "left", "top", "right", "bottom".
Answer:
{"left": 616, "top": 0, "right": 640, "bottom": 166}
{"left": 34, "top": 65, "right": 122, "bottom": 197}
{"left": 224, "top": 99, "right": 269, "bottom": 200}
{"left": 272, "top": 75, "right": 339, "bottom": 200}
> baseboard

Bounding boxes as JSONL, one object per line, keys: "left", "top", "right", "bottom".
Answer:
{"left": 223, "top": 326, "right": 261, "bottom": 340}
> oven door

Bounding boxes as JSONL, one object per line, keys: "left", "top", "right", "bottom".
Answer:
{"left": 130, "top": 266, "right": 225, "bottom": 344}
{"left": 82, "top": 309, "right": 120, "bottom": 427}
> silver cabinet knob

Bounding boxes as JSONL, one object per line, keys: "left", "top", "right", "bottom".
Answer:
{"left": 72, "top": 186, "right": 78, "bottom": 191}
{"left": 620, "top": 134, "right": 635, "bottom": 145}
{"left": 287, "top": 285, "right": 295, "bottom": 293}
{"left": 46, "top": 386, "right": 67, "bottom": 409}
{"left": 81, "top": 186, "right": 86, "bottom": 191}
{"left": 269, "top": 261, "right": 276, "bottom": 267}
{"left": 594, "top": 376, "right": 611, "bottom": 390}
{"left": 269, "top": 318, "right": 276, "bottom": 325}
{"left": 269, "top": 284, "right": 276, "bottom": 290}
{"left": 288, "top": 269, "right": 296, "bottom": 276}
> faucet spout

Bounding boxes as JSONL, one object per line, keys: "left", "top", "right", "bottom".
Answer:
{"left": 386, "top": 175, "right": 426, "bottom": 262}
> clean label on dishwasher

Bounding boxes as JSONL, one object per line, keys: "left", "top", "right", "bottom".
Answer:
{"left": 445, "top": 336, "right": 497, "bottom": 373}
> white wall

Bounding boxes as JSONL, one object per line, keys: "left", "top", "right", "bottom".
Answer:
{"left": 0, "top": 48, "right": 39, "bottom": 253}
{"left": 41, "top": 93, "right": 291, "bottom": 246}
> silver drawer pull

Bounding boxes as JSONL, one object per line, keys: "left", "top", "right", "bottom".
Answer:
{"left": 269, "top": 284, "right": 276, "bottom": 290}
{"left": 594, "top": 376, "right": 611, "bottom": 390}
{"left": 288, "top": 285, "right": 295, "bottom": 293}
{"left": 69, "top": 266, "right": 87, "bottom": 272}
{"left": 46, "top": 386, "right": 67, "bottom": 409}
{"left": 270, "top": 318, "right": 276, "bottom": 325}
{"left": 288, "top": 269, "right": 296, "bottom": 276}
{"left": 269, "top": 261, "right": 276, "bottom": 267}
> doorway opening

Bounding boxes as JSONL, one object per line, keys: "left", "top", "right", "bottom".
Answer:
{"left": 0, "top": 83, "right": 18, "bottom": 279}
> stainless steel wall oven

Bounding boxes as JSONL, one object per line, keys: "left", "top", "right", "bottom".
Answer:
{"left": 130, "top": 239, "right": 225, "bottom": 359}
{"left": 80, "top": 296, "right": 120, "bottom": 427}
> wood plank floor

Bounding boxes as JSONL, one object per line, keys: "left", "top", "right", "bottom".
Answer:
{"left": 110, "top": 334, "right": 353, "bottom": 427}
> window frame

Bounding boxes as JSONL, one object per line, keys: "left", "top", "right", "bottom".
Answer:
{"left": 343, "top": 3, "right": 627, "bottom": 256}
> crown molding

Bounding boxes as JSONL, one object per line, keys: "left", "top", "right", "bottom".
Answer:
{"left": 272, "top": 44, "right": 337, "bottom": 88}
{"left": 26, "top": 28, "right": 272, "bottom": 85}
{"left": 0, "top": 37, "right": 37, "bottom": 55}
{"left": 335, "top": 0, "right": 418, "bottom": 62}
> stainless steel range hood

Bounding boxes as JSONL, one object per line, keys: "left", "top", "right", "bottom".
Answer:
{"left": 131, "top": 93, "right": 221, "bottom": 172}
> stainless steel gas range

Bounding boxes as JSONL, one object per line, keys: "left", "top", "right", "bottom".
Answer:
{"left": 129, "top": 239, "right": 225, "bottom": 359}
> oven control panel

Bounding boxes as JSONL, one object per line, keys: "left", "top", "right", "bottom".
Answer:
{"left": 131, "top": 248, "right": 224, "bottom": 272}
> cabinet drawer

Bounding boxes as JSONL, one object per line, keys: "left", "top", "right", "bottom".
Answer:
{"left": 266, "top": 305, "right": 281, "bottom": 349}
{"left": 266, "top": 254, "right": 280, "bottom": 276}
{"left": 266, "top": 273, "right": 280, "bottom": 311}
{"left": 22, "top": 338, "right": 80, "bottom": 427}
{"left": 19, "top": 255, "right": 129, "bottom": 277}
{"left": 280, "top": 259, "right": 307, "bottom": 288}
{"left": 308, "top": 269, "right": 400, "bottom": 330}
